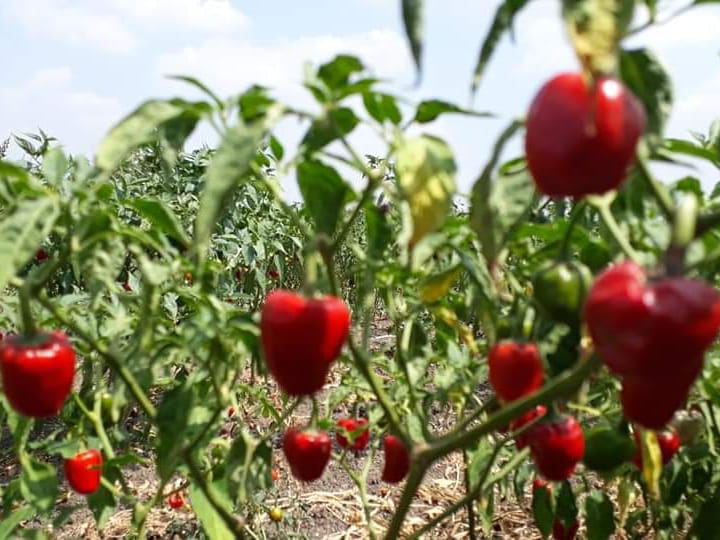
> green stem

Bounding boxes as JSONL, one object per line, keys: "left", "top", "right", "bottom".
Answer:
{"left": 635, "top": 155, "right": 674, "bottom": 220}
{"left": 428, "top": 353, "right": 601, "bottom": 460}
{"left": 594, "top": 200, "right": 642, "bottom": 263}
{"left": 558, "top": 201, "right": 587, "bottom": 259}
{"left": 184, "top": 452, "right": 246, "bottom": 539}
{"left": 332, "top": 176, "right": 379, "bottom": 252}
{"left": 18, "top": 285, "right": 36, "bottom": 337}
{"left": 383, "top": 455, "right": 429, "bottom": 540}
{"left": 463, "top": 450, "right": 477, "bottom": 540}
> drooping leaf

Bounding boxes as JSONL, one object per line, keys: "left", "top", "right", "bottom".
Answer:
{"left": 97, "top": 99, "right": 209, "bottom": 174}
{"left": 472, "top": 0, "right": 533, "bottom": 94}
{"left": 0, "top": 196, "right": 60, "bottom": 291}
{"left": 123, "top": 198, "right": 190, "bottom": 247}
{"left": 189, "top": 481, "right": 234, "bottom": 540}
{"left": 19, "top": 456, "right": 58, "bottom": 513}
{"left": 296, "top": 160, "right": 352, "bottom": 236}
{"left": 562, "top": 0, "right": 635, "bottom": 75}
{"left": 585, "top": 491, "right": 616, "bottom": 540}
{"left": 419, "top": 265, "right": 461, "bottom": 303}
{"left": 195, "top": 105, "right": 283, "bottom": 257}
{"left": 414, "top": 99, "right": 493, "bottom": 124}
{"left": 363, "top": 92, "right": 402, "bottom": 125}
{"left": 395, "top": 135, "right": 457, "bottom": 247}
{"left": 401, "top": 0, "right": 424, "bottom": 79}
{"left": 688, "top": 483, "right": 720, "bottom": 539}
{"left": 532, "top": 483, "right": 554, "bottom": 538}
{"left": 317, "top": 55, "right": 364, "bottom": 90}
{"left": 470, "top": 121, "right": 531, "bottom": 264}
{"left": 620, "top": 48, "right": 673, "bottom": 146}
{"left": 301, "top": 107, "right": 359, "bottom": 151}
{"left": 41, "top": 148, "right": 67, "bottom": 187}
{"left": 156, "top": 383, "right": 195, "bottom": 480}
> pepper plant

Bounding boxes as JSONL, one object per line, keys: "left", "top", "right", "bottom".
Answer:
{"left": 2, "top": 1, "right": 720, "bottom": 539}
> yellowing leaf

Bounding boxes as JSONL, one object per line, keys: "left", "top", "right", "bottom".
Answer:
{"left": 562, "top": 0, "right": 634, "bottom": 75}
{"left": 419, "top": 266, "right": 461, "bottom": 303}
{"left": 395, "top": 135, "right": 456, "bottom": 247}
{"left": 639, "top": 429, "right": 662, "bottom": 499}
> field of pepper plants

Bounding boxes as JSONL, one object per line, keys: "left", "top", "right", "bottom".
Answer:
{"left": 2, "top": 0, "right": 720, "bottom": 538}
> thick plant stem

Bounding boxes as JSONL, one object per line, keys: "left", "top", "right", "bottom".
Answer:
{"left": 594, "top": 201, "right": 642, "bottom": 263}
{"left": 383, "top": 457, "right": 428, "bottom": 540}
{"left": 184, "top": 452, "right": 246, "bottom": 539}
{"left": 37, "top": 294, "right": 157, "bottom": 419}
{"left": 462, "top": 450, "right": 477, "bottom": 540}
{"left": 635, "top": 156, "right": 674, "bottom": 220}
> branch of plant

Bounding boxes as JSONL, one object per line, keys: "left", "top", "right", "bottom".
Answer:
{"left": 635, "top": 156, "right": 674, "bottom": 220}
{"left": 183, "top": 451, "right": 246, "bottom": 539}
{"left": 591, "top": 198, "right": 642, "bottom": 263}
{"left": 346, "top": 338, "right": 408, "bottom": 445}
{"left": 36, "top": 293, "right": 157, "bottom": 419}
{"left": 383, "top": 455, "right": 429, "bottom": 540}
{"left": 332, "top": 177, "right": 379, "bottom": 253}
{"left": 558, "top": 201, "right": 588, "bottom": 259}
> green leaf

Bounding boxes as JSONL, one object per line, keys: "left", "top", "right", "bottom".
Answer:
{"left": 619, "top": 48, "right": 673, "bottom": 146}
{"left": 87, "top": 466, "right": 118, "bottom": 529}
{"left": 97, "top": 99, "right": 209, "bottom": 174}
{"left": 532, "top": 484, "right": 554, "bottom": 538}
{"left": 470, "top": 122, "right": 532, "bottom": 264}
{"left": 662, "top": 138, "right": 719, "bottom": 168}
{"left": 0, "top": 505, "right": 35, "bottom": 540}
{"left": 123, "top": 198, "right": 190, "bottom": 247}
{"left": 195, "top": 106, "right": 282, "bottom": 258}
{"left": 168, "top": 74, "right": 226, "bottom": 111}
{"left": 396, "top": 135, "right": 457, "bottom": 247}
{"left": 156, "top": 383, "right": 195, "bottom": 480}
{"left": 296, "top": 160, "right": 351, "bottom": 236}
{"left": 401, "top": 0, "right": 424, "bottom": 78}
{"left": 365, "top": 203, "right": 392, "bottom": 259}
{"left": 555, "top": 480, "right": 578, "bottom": 526}
{"left": 189, "top": 481, "right": 234, "bottom": 540}
{"left": 689, "top": 483, "right": 720, "bottom": 539}
{"left": 414, "top": 99, "right": 492, "bottom": 124}
{"left": 301, "top": 107, "right": 359, "bottom": 151}
{"left": 41, "top": 148, "right": 67, "bottom": 187}
{"left": 472, "top": 0, "right": 532, "bottom": 94}
{"left": 318, "top": 55, "right": 364, "bottom": 90}
{"left": 585, "top": 491, "right": 616, "bottom": 540}
{"left": 0, "top": 197, "right": 60, "bottom": 291}
{"left": 238, "top": 85, "right": 275, "bottom": 123}
{"left": 19, "top": 457, "right": 57, "bottom": 513}
{"left": 225, "top": 431, "right": 272, "bottom": 504}
{"left": 363, "top": 92, "right": 402, "bottom": 125}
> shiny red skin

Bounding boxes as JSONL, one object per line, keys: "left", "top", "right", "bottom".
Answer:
{"left": 488, "top": 341, "right": 544, "bottom": 403}
{"left": 336, "top": 418, "right": 370, "bottom": 451}
{"left": 553, "top": 519, "right": 579, "bottom": 540}
{"left": 632, "top": 429, "right": 680, "bottom": 468}
{"left": 511, "top": 405, "right": 548, "bottom": 450}
{"left": 64, "top": 449, "right": 103, "bottom": 495}
{"left": 261, "top": 291, "right": 351, "bottom": 396}
{"left": 529, "top": 416, "right": 585, "bottom": 481}
{"left": 267, "top": 270, "right": 280, "bottom": 280}
{"left": 585, "top": 262, "right": 720, "bottom": 379}
{"left": 167, "top": 492, "right": 185, "bottom": 509}
{"left": 0, "top": 331, "right": 76, "bottom": 417}
{"left": 282, "top": 428, "right": 331, "bottom": 482}
{"left": 525, "top": 72, "right": 645, "bottom": 197}
{"left": 621, "top": 374, "right": 693, "bottom": 429}
{"left": 382, "top": 434, "right": 410, "bottom": 483}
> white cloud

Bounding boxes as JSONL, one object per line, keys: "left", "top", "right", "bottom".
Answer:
{"left": 513, "top": 11, "right": 576, "bottom": 77}
{"left": 0, "top": 67, "right": 123, "bottom": 155}
{"left": 2, "top": 0, "right": 137, "bottom": 54}
{"left": 155, "top": 29, "right": 409, "bottom": 102}
{"left": 109, "top": 0, "right": 248, "bottom": 33}
{"left": 627, "top": 7, "right": 720, "bottom": 51}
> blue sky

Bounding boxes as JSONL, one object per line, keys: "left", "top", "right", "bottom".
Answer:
{"left": 1, "top": 0, "right": 719, "bottom": 201}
